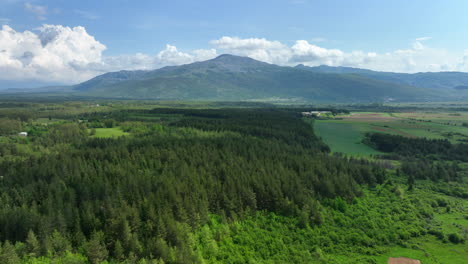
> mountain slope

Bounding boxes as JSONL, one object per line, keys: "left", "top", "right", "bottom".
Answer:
{"left": 296, "top": 64, "right": 468, "bottom": 90}
{"left": 72, "top": 55, "right": 438, "bottom": 102}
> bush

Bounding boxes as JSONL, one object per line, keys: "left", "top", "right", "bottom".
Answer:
{"left": 448, "top": 233, "right": 464, "bottom": 244}
{"left": 428, "top": 229, "right": 445, "bottom": 240}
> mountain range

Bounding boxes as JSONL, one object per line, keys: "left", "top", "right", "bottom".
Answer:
{"left": 5, "top": 54, "right": 468, "bottom": 102}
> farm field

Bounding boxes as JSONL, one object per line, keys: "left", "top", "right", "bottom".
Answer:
{"left": 314, "top": 111, "right": 468, "bottom": 156}
{"left": 312, "top": 120, "right": 381, "bottom": 156}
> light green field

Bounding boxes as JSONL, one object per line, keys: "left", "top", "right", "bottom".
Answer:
{"left": 90, "top": 127, "right": 129, "bottom": 138}
{"left": 313, "top": 120, "right": 381, "bottom": 156}
{"left": 313, "top": 111, "right": 468, "bottom": 156}
{"left": 374, "top": 237, "right": 468, "bottom": 264}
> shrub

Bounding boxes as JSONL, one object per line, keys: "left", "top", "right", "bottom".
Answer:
{"left": 448, "top": 233, "right": 464, "bottom": 244}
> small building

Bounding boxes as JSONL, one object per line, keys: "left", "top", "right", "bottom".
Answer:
{"left": 18, "top": 132, "right": 28, "bottom": 137}
{"left": 388, "top": 257, "right": 421, "bottom": 264}
{"left": 301, "top": 111, "right": 332, "bottom": 117}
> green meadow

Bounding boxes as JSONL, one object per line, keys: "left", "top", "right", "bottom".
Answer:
{"left": 314, "top": 111, "right": 468, "bottom": 156}
{"left": 313, "top": 120, "right": 381, "bottom": 156}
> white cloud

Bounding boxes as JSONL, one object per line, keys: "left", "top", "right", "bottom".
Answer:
{"left": 290, "top": 40, "right": 344, "bottom": 65}
{"left": 24, "top": 2, "right": 47, "bottom": 20}
{"left": 211, "top": 36, "right": 468, "bottom": 73}
{"left": 156, "top": 44, "right": 194, "bottom": 65}
{"left": 0, "top": 24, "right": 106, "bottom": 82}
{"left": 97, "top": 45, "right": 217, "bottom": 72}
{"left": 1, "top": 24, "right": 468, "bottom": 86}
{"left": 192, "top": 48, "right": 218, "bottom": 61}
{"left": 210, "top": 36, "right": 290, "bottom": 64}
{"left": 0, "top": 25, "right": 217, "bottom": 83}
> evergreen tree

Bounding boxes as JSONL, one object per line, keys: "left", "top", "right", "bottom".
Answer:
{"left": 0, "top": 241, "right": 20, "bottom": 264}
{"left": 25, "top": 230, "right": 40, "bottom": 257}
{"left": 85, "top": 231, "right": 108, "bottom": 264}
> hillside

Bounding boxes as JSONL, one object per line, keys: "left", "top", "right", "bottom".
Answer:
{"left": 71, "top": 55, "right": 436, "bottom": 102}
{"left": 296, "top": 64, "right": 468, "bottom": 90}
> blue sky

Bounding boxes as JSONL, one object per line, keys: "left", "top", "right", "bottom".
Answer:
{"left": 1, "top": 0, "right": 468, "bottom": 87}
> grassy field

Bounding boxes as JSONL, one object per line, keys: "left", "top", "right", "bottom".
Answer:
{"left": 90, "top": 127, "right": 129, "bottom": 138}
{"left": 313, "top": 120, "right": 381, "bottom": 156}
{"left": 374, "top": 237, "right": 468, "bottom": 264}
{"left": 313, "top": 111, "right": 468, "bottom": 156}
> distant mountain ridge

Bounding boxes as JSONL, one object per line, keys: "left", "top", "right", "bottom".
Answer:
{"left": 296, "top": 64, "right": 468, "bottom": 90}
{"left": 69, "top": 54, "right": 441, "bottom": 102}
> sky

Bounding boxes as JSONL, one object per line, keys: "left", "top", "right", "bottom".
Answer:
{"left": 1, "top": 0, "right": 468, "bottom": 88}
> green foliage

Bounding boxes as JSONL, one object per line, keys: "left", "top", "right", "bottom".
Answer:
{"left": 85, "top": 231, "right": 108, "bottom": 264}
{"left": 365, "top": 132, "right": 468, "bottom": 161}
{"left": 0, "top": 103, "right": 466, "bottom": 263}
{"left": 0, "top": 108, "right": 387, "bottom": 263}
{"left": 190, "top": 183, "right": 468, "bottom": 263}
{"left": 25, "top": 230, "right": 40, "bottom": 258}
{"left": 0, "top": 118, "right": 22, "bottom": 136}
{"left": 0, "top": 241, "right": 20, "bottom": 264}
{"left": 448, "top": 233, "right": 464, "bottom": 244}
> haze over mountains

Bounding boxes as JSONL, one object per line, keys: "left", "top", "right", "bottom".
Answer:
{"left": 5, "top": 54, "right": 468, "bottom": 102}
{"left": 296, "top": 64, "right": 468, "bottom": 91}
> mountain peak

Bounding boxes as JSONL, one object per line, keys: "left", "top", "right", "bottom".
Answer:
{"left": 211, "top": 54, "right": 269, "bottom": 65}
{"left": 213, "top": 54, "right": 238, "bottom": 59}
{"left": 213, "top": 54, "right": 249, "bottom": 60}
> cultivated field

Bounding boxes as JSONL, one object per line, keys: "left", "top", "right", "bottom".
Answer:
{"left": 314, "top": 111, "right": 468, "bottom": 156}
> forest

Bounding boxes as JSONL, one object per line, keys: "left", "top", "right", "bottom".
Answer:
{"left": 0, "top": 102, "right": 465, "bottom": 263}
{"left": 364, "top": 132, "right": 468, "bottom": 187}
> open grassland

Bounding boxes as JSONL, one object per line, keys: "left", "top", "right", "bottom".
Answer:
{"left": 312, "top": 120, "right": 381, "bottom": 156}
{"left": 374, "top": 237, "right": 468, "bottom": 264}
{"left": 314, "top": 111, "right": 468, "bottom": 156}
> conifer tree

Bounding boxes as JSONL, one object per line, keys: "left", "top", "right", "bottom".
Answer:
{"left": 0, "top": 241, "right": 20, "bottom": 264}
{"left": 25, "top": 230, "right": 40, "bottom": 257}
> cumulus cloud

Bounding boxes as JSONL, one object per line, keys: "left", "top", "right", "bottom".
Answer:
{"left": 290, "top": 40, "right": 344, "bottom": 65}
{"left": 0, "top": 24, "right": 106, "bottom": 82}
{"left": 94, "top": 45, "right": 217, "bottom": 73}
{"left": 0, "top": 25, "right": 217, "bottom": 83}
{"left": 156, "top": 44, "right": 194, "bottom": 65}
{"left": 24, "top": 2, "right": 48, "bottom": 20}
{"left": 211, "top": 36, "right": 468, "bottom": 73}
{"left": 211, "top": 36, "right": 290, "bottom": 64}
{"left": 1, "top": 24, "right": 468, "bottom": 86}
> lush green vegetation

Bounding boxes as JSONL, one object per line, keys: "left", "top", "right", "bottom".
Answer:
{"left": 0, "top": 100, "right": 466, "bottom": 263}
{"left": 90, "top": 127, "right": 129, "bottom": 138}
{"left": 364, "top": 132, "right": 468, "bottom": 162}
